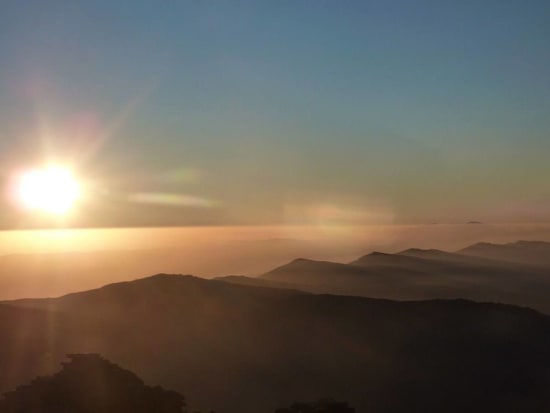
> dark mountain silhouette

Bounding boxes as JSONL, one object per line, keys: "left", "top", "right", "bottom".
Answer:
{"left": 275, "top": 398, "right": 354, "bottom": 413}
{"left": 351, "top": 250, "right": 434, "bottom": 267}
{"left": 459, "top": 240, "right": 550, "bottom": 267}
{"left": 0, "top": 353, "right": 186, "bottom": 412}
{"left": 259, "top": 244, "right": 550, "bottom": 314}
{"left": 397, "top": 247, "right": 489, "bottom": 262}
{"left": 259, "top": 257, "right": 432, "bottom": 298}
{"left": 261, "top": 257, "right": 403, "bottom": 285}
{"left": 353, "top": 249, "right": 507, "bottom": 268}
{"left": 213, "top": 275, "right": 305, "bottom": 291}
{"left": 1, "top": 275, "right": 550, "bottom": 413}
{"left": 397, "top": 247, "right": 453, "bottom": 258}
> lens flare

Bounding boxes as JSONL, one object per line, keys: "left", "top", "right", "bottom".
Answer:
{"left": 12, "top": 166, "right": 81, "bottom": 215}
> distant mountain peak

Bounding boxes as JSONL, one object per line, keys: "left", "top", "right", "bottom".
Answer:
{"left": 366, "top": 251, "right": 392, "bottom": 257}
{"left": 281, "top": 258, "right": 343, "bottom": 268}
{"left": 85, "top": 273, "right": 201, "bottom": 292}
{"left": 463, "top": 240, "right": 550, "bottom": 250}
{"left": 462, "top": 242, "right": 496, "bottom": 249}
{"left": 350, "top": 251, "right": 416, "bottom": 266}
{"left": 290, "top": 258, "right": 316, "bottom": 264}
{"left": 460, "top": 240, "right": 550, "bottom": 252}
{"left": 459, "top": 240, "right": 550, "bottom": 268}
{"left": 398, "top": 248, "right": 446, "bottom": 255}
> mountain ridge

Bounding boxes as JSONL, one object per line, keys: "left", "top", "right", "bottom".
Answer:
{"left": 2, "top": 273, "right": 550, "bottom": 413}
{"left": 257, "top": 240, "right": 550, "bottom": 313}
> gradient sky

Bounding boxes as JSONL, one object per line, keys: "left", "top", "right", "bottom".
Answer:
{"left": 1, "top": 0, "right": 549, "bottom": 228}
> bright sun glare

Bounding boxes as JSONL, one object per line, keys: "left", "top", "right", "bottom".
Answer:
{"left": 13, "top": 166, "right": 81, "bottom": 215}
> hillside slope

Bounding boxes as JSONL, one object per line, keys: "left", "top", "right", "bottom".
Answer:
{"left": 2, "top": 275, "right": 550, "bottom": 413}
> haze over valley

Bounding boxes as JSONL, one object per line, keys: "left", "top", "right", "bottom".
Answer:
{"left": 1, "top": 223, "right": 550, "bottom": 300}
{"left": 2, "top": 229, "right": 550, "bottom": 411}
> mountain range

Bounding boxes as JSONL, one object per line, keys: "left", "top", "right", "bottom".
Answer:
{"left": 215, "top": 240, "right": 550, "bottom": 314}
{"left": 1, "top": 272, "right": 550, "bottom": 412}
{"left": 1, "top": 240, "right": 550, "bottom": 412}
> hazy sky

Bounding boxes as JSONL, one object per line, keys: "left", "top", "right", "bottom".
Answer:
{"left": 1, "top": 1, "right": 549, "bottom": 228}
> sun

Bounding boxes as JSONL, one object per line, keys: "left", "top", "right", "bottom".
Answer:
{"left": 13, "top": 166, "right": 82, "bottom": 215}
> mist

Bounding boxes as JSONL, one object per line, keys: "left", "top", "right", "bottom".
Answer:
{"left": 1, "top": 223, "right": 550, "bottom": 300}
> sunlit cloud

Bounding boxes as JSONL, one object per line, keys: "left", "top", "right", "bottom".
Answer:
{"left": 127, "top": 192, "right": 218, "bottom": 208}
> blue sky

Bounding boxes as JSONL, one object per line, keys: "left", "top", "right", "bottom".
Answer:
{"left": 1, "top": 1, "right": 550, "bottom": 227}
